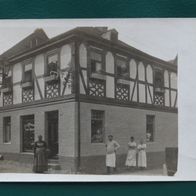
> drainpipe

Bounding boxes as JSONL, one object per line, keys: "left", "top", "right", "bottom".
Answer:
{"left": 74, "top": 40, "right": 81, "bottom": 172}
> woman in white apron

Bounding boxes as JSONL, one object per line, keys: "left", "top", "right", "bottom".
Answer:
{"left": 125, "top": 136, "right": 137, "bottom": 169}
{"left": 137, "top": 139, "right": 147, "bottom": 169}
{"left": 106, "top": 135, "right": 120, "bottom": 174}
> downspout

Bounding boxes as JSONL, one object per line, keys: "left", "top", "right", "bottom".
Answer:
{"left": 74, "top": 40, "right": 81, "bottom": 172}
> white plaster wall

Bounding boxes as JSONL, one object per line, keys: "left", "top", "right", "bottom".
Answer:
{"left": 34, "top": 54, "right": 45, "bottom": 76}
{"left": 106, "top": 52, "right": 114, "bottom": 98}
{"left": 165, "top": 89, "right": 170, "bottom": 107}
{"left": 13, "top": 63, "right": 22, "bottom": 83}
{"left": 129, "top": 59, "right": 137, "bottom": 79}
{"left": 146, "top": 64, "right": 153, "bottom": 84}
{"left": 13, "top": 84, "right": 22, "bottom": 104}
{"left": 170, "top": 72, "right": 177, "bottom": 89}
{"left": 164, "top": 70, "right": 169, "bottom": 87}
{"left": 79, "top": 43, "right": 87, "bottom": 68}
{"left": 138, "top": 62, "right": 145, "bottom": 81}
{"left": 139, "top": 83, "right": 145, "bottom": 103}
{"left": 60, "top": 44, "right": 72, "bottom": 70}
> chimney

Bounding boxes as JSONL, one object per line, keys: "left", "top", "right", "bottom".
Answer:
{"left": 101, "top": 28, "right": 118, "bottom": 42}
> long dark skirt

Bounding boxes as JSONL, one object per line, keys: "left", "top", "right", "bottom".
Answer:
{"left": 33, "top": 148, "right": 48, "bottom": 173}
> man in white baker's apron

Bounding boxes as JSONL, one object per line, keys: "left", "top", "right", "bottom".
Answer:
{"left": 105, "top": 135, "right": 120, "bottom": 174}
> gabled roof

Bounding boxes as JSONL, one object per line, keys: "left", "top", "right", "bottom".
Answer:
{"left": 0, "top": 28, "right": 49, "bottom": 60}
{"left": 0, "top": 27, "right": 177, "bottom": 70}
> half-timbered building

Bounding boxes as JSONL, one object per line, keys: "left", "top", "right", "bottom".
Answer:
{"left": 0, "top": 27, "right": 178, "bottom": 173}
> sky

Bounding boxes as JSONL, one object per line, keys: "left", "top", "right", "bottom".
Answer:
{"left": 0, "top": 19, "right": 196, "bottom": 179}
{"left": 0, "top": 18, "right": 192, "bottom": 61}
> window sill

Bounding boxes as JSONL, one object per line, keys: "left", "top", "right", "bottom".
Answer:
{"left": 90, "top": 73, "right": 106, "bottom": 80}
{"left": 21, "top": 81, "right": 33, "bottom": 88}
{"left": 44, "top": 74, "right": 59, "bottom": 82}
{"left": 3, "top": 142, "right": 11, "bottom": 145}
{"left": 20, "top": 152, "right": 34, "bottom": 155}
{"left": 1, "top": 87, "right": 12, "bottom": 93}
{"left": 117, "top": 78, "right": 130, "bottom": 85}
{"left": 91, "top": 142, "right": 105, "bottom": 145}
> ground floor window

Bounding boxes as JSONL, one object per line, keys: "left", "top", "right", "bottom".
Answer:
{"left": 91, "top": 110, "right": 105, "bottom": 143}
{"left": 21, "top": 115, "right": 34, "bottom": 152}
{"left": 146, "top": 115, "right": 155, "bottom": 142}
{"left": 3, "top": 116, "right": 11, "bottom": 143}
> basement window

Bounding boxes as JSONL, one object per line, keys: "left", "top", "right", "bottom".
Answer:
{"left": 91, "top": 110, "right": 105, "bottom": 143}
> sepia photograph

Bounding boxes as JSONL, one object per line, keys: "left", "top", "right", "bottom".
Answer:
{"left": 0, "top": 18, "right": 193, "bottom": 181}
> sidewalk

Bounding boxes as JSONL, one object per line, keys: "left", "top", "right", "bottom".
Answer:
{"left": 0, "top": 160, "right": 164, "bottom": 176}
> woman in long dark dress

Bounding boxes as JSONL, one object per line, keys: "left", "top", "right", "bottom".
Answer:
{"left": 33, "top": 135, "right": 48, "bottom": 173}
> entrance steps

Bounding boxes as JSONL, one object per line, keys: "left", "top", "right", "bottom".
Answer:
{"left": 47, "top": 158, "right": 61, "bottom": 173}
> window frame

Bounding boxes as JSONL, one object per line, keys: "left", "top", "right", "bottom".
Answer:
{"left": 45, "top": 50, "right": 59, "bottom": 76}
{"left": 89, "top": 48, "right": 105, "bottom": 75}
{"left": 146, "top": 115, "right": 155, "bottom": 143}
{"left": 154, "top": 69, "right": 164, "bottom": 89}
{"left": 22, "top": 60, "right": 33, "bottom": 84}
{"left": 91, "top": 110, "right": 105, "bottom": 144}
{"left": 115, "top": 55, "right": 129, "bottom": 79}
{"left": 3, "top": 116, "right": 11, "bottom": 144}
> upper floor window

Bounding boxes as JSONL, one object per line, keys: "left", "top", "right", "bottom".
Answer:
{"left": 3, "top": 116, "right": 11, "bottom": 143}
{"left": 46, "top": 53, "right": 58, "bottom": 76}
{"left": 23, "top": 62, "right": 33, "bottom": 83}
{"left": 116, "top": 57, "right": 129, "bottom": 78}
{"left": 90, "top": 51, "right": 103, "bottom": 74}
{"left": 154, "top": 69, "right": 164, "bottom": 90}
{"left": 2, "top": 67, "right": 12, "bottom": 88}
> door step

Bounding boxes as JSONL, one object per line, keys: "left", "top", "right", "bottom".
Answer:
{"left": 48, "top": 159, "right": 61, "bottom": 171}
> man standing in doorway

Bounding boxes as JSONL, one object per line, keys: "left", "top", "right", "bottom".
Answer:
{"left": 105, "top": 135, "right": 120, "bottom": 174}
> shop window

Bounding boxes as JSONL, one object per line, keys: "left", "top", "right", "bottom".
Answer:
{"left": 90, "top": 51, "right": 103, "bottom": 74}
{"left": 91, "top": 110, "right": 105, "bottom": 143}
{"left": 3, "top": 117, "right": 11, "bottom": 143}
{"left": 116, "top": 58, "right": 129, "bottom": 78}
{"left": 146, "top": 115, "right": 155, "bottom": 142}
{"left": 21, "top": 115, "right": 34, "bottom": 152}
{"left": 46, "top": 53, "right": 58, "bottom": 76}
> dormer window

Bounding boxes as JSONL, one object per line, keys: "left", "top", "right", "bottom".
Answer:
{"left": 116, "top": 57, "right": 129, "bottom": 78}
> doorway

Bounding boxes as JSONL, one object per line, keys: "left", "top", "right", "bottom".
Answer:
{"left": 45, "top": 111, "right": 59, "bottom": 158}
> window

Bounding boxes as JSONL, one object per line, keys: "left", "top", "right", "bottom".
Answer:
{"left": 116, "top": 58, "right": 129, "bottom": 78}
{"left": 146, "top": 115, "right": 155, "bottom": 142}
{"left": 154, "top": 70, "right": 164, "bottom": 89}
{"left": 2, "top": 67, "right": 12, "bottom": 88}
{"left": 90, "top": 51, "right": 103, "bottom": 74}
{"left": 3, "top": 117, "right": 11, "bottom": 143}
{"left": 21, "top": 115, "right": 34, "bottom": 152}
{"left": 91, "top": 110, "right": 105, "bottom": 143}
{"left": 47, "top": 53, "right": 58, "bottom": 75}
{"left": 23, "top": 62, "right": 33, "bottom": 83}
